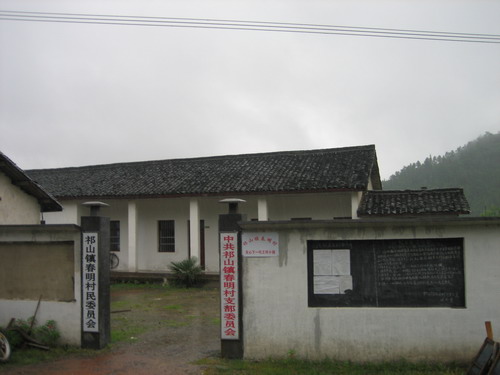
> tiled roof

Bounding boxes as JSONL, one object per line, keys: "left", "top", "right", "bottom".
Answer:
{"left": 357, "top": 188, "right": 470, "bottom": 217}
{"left": 0, "top": 151, "right": 62, "bottom": 212}
{"left": 26, "top": 145, "right": 381, "bottom": 199}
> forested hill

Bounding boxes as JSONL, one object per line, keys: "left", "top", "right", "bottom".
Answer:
{"left": 383, "top": 132, "right": 500, "bottom": 216}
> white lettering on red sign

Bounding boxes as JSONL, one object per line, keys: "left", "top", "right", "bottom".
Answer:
{"left": 220, "top": 232, "right": 239, "bottom": 340}
{"left": 82, "top": 233, "right": 99, "bottom": 333}
{"left": 242, "top": 232, "right": 279, "bottom": 257}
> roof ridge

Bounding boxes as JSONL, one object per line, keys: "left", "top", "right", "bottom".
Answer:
{"left": 368, "top": 188, "right": 464, "bottom": 194}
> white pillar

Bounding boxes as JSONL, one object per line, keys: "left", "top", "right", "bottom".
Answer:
{"left": 257, "top": 197, "right": 268, "bottom": 221}
{"left": 127, "top": 201, "right": 138, "bottom": 272}
{"left": 351, "top": 192, "right": 362, "bottom": 219}
{"left": 189, "top": 198, "right": 200, "bottom": 260}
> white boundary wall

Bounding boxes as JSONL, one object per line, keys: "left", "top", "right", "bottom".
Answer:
{"left": 241, "top": 218, "right": 500, "bottom": 362}
{"left": 0, "top": 225, "right": 82, "bottom": 346}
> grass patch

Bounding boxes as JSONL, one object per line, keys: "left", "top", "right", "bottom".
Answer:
{"left": 110, "top": 282, "right": 167, "bottom": 292}
{"left": 111, "top": 325, "right": 148, "bottom": 343}
{"left": 161, "top": 320, "right": 190, "bottom": 328}
{"left": 1, "top": 346, "right": 99, "bottom": 369}
{"left": 198, "top": 357, "right": 467, "bottom": 375}
{"left": 163, "top": 304, "right": 184, "bottom": 311}
{"left": 111, "top": 300, "right": 132, "bottom": 310}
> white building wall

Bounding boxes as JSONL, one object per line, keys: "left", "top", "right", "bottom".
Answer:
{"left": 0, "top": 172, "right": 40, "bottom": 224}
{"left": 137, "top": 198, "right": 190, "bottom": 272}
{"left": 43, "top": 201, "right": 84, "bottom": 225}
{"left": 266, "top": 192, "right": 352, "bottom": 220}
{"left": 241, "top": 220, "right": 500, "bottom": 362}
{"left": 42, "top": 192, "right": 357, "bottom": 273}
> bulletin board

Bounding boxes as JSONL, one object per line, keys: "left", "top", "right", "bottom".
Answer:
{"left": 307, "top": 238, "right": 465, "bottom": 308}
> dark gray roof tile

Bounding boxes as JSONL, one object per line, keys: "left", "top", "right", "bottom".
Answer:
{"left": 27, "top": 145, "right": 381, "bottom": 199}
{"left": 358, "top": 189, "right": 470, "bottom": 217}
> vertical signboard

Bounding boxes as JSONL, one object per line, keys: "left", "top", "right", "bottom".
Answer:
{"left": 220, "top": 233, "right": 239, "bottom": 340}
{"left": 82, "top": 232, "right": 99, "bottom": 332}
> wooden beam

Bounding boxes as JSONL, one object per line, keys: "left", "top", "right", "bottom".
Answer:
{"left": 485, "top": 321, "right": 494, "bottom": 340}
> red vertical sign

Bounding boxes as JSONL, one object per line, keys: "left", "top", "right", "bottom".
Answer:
{"left": 220, "top": 232, "right": 239, "bottom": 340}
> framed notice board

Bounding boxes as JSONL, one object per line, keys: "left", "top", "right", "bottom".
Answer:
{"left": 489, "top": 352, "right": 500, "bottom": 375}
{"left": 466, "top": 338, "right": 498, "bottom": 375}
{"left": 307, "top": 238, "right": 465, "bottom": 308}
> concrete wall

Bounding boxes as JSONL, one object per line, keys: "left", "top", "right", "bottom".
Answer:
{"left": 0, "top": 242, "right": 74, "bottom": 301}
{"left": 0, "top": 172, "right": 40, "bottom": 225}
{"left": 0, "top": 225, "right": 82, "bottom": 346}
{"left": 240, "top": 218, "right": 500, "bottom": 362}
{"left": 43, "top": 192, "right": 354, "bottom": 273}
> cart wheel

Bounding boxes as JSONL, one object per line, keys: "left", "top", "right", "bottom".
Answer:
{"left": 110, "top": 252, "right": 119, "bottom": 269}
{"left": 0, "top": 332, "right": 11, "bottom": 362}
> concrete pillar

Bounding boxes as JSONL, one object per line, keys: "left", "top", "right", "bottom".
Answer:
{"left": 189, "top": 198, "right": 200, "bottom": 260}
{"left": 127, "top": 201, "right": 138, "bottom": 272}
{"left": 351, "top": 191, "right": 363, "bottom": 219}
{"left": 257, "top": 197, "right": 268, "bottom": 221}
{"left": 219, "top": 199, "right": 245, "bottom": 359}
{"left": 81, "top": 215, "right": 110, "bottom": 349}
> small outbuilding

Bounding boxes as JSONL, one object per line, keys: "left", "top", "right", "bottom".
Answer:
{"left": 1, "top": 151, "right": 81, "bottom": 346}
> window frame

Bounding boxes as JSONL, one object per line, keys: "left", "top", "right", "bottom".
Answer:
{"left": 110, "top": 220, "right": 120, "bottom": 252}
{"left": 158, "top": 220, "right": 175, "bottom": 253}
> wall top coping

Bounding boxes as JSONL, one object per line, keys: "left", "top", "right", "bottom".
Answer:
{"left": 0, "top": 224, "right": 81, "bottom": 234}
{"left": 239, "top": 217, "right": 500, "bottom": 231}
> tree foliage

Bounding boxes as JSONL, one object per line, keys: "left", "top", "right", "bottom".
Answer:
{"left": 383, "top": 132, "right": 500, "bottom": 216}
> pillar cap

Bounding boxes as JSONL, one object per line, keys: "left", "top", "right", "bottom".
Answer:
{"left": 82, "top": 201, "right": 109, "bottom": 208}
{"left": 219, "top": 198, "right": 246, "bottom": 204}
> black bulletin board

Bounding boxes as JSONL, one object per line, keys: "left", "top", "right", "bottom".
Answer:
{"left": 308, "top": 238, "right": 465, "bottom": 308}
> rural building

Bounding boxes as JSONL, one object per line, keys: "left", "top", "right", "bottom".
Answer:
{"left": 2, "top": 146, "right": 485, "bottom": 356}
{"left": 0, "top": 151, "right": 81, "bottom": 346}
{"left": 27, "top": 145, "right": 391, "bottom": 274}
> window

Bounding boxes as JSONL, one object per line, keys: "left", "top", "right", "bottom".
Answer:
{"left": 158, "top": 220, "right": 175, "bottom": 252}
{"left": 110, "top": 220, "right": 120, "bottom": 251}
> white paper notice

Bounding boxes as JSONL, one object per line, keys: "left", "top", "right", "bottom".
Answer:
{"left": 313, "top": 249, "right": 352, "bottom": 294}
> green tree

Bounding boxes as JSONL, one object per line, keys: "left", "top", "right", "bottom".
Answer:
{"left": 384, "top": 131, "right": 500, "bottom": 216}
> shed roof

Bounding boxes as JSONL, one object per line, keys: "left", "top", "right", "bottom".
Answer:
{"left": 357, "top": 188, "right": 470, "bottom": 217}
{"left": 26, "top": 145, "right": 381, "bottom": 200}
{"left": 0, "top": 151, "right": 62, "bottom": 212}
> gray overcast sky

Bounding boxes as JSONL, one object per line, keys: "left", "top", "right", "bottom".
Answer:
{"left": 1, "top": 0, "right": 499, "bottom": 180}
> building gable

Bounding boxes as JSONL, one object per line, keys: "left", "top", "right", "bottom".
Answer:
{"left": 0, "top": 151, "right": 62, "bottom": 213}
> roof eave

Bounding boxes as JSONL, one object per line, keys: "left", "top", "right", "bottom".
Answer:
{"left": 53, "top": 187, "right": 366, "bottom": 201}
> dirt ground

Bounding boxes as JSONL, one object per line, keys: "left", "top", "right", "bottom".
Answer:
{"left": 1, "top": 284, "right": 221, "bottom": 375}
